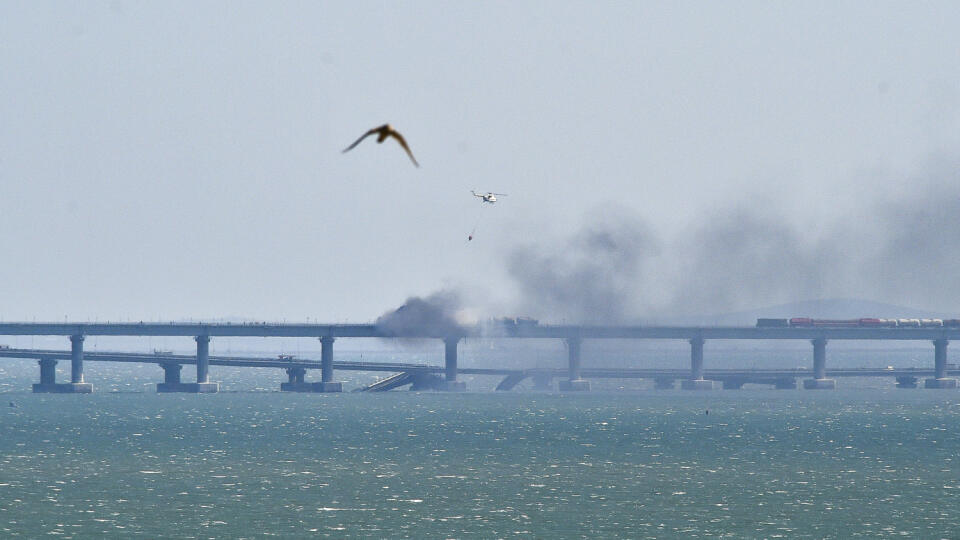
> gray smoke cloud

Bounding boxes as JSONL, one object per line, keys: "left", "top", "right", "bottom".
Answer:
{"left": 502, "top": 157, "right": 960, "bottom": 322}
{"left": 668, "top": 207, "right": 843, "bottom": 316}
{"left": 375, "top": 289, "right": 466, "bottom": 337}
{"left": 505, "top": 209, "right": 658, "bottom": 324}
{"left": 873, "top": 178, "right": 960, "bottom": 307}
{"left": 379, "top": 159, "right": 960, "bottom": 328}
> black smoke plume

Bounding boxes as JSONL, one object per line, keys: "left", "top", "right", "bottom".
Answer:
{"left": 375, "top": 290, "right": 466, "bottom": 337}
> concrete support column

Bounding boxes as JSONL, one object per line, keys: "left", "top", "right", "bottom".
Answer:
{"left": 682, "top": 336, "right": 713, "bottom": 390}
{"left": 155, "top": 339, "right": 216, "bottom": 393}
{"left": 722, "top": 379, "right": 745, "bottom": 390}
{"left": 690, "top": 337, "right": 704, "bottom": 380}
{"left": 438, "top": 337, "right": 466, "bottom": 391}
{"left": 567, "top": 336, "right": 582, "bottom": 381}
{"left": 281, "top": 366, "right": 317, "bottom": 392}
{"left": 287, "top": 367, "right": 306, "bottom": 384}
{"left": 559, "top": 336, "right": 590, "bottom": 391}
{"left": 311, "top": 337, "right": 343, "bottom": 392}
{"left": 804, "top": 337, "right": 836, "bottom": 389}
{"left": 654, "top": 378, "right": 675, "bottom": 390}
{"left": 774, "top": 378, "right": 798, "bottom": 390}
{"left": 320, "top": 337, "right": 335, "bottom": 383}
{"left": 33, "top": 358, "right": 61, "bottom": 393}
{"left": 162, "top": 363, "right": 182, "bottom": 384}
{"left": 60, "top": 335, "right": 92, "bottom": 392}
{"left": 39, "top": 358, "right": 57, "bottom": 385}
{"left": 935, "top": 339, "right": 948, "bottom": 379}
{"left": 896, "top": 376, "right": 919, "bottom": 389}
{"left": 156, "top": 335, "right": 218, "bottom": 392}
{"left": 925, "top": 338, "right": 957, "bottom": 389}
{"left": 70, "top": 334, "right": 85, "bottom": 383}
{"left": 34, "top": 339, "right": 91, "bottom": 393}
{"left": 812, "top": 338, "right": 826, "bottom": 379}
{"left": 444, "top": 337, "right": 459, "bottom": 381}
{"left": 195, "top": 335, "right": 210, "bottom": 383}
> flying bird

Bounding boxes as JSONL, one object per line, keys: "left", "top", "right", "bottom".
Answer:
{"left": 342, "top": 124, "right": 419, "bottom": 167}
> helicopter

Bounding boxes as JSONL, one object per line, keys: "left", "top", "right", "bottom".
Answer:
{"left": 471, "top": 190, "right": 508, "bottom": 204}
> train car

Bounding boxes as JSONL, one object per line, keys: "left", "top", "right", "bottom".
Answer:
{"left": 811, "top": 319, "right": 860, "bottom": 327}
{"left": 768, "top": 317, "right": 944, "bottom": 328}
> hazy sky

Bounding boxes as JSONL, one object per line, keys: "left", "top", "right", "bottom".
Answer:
{"left": 2, "top": 2, "right": 960, "bottom": 322}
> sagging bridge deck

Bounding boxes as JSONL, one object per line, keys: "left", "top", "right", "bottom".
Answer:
{"left": 0, "top": 322, "right": 958, "bottom": 392}
{"left": 0, "top": 347, "right": 953, "bottom": 392}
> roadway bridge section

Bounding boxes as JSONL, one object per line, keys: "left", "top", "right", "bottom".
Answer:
{"left": 0, "top": 322, "right": 958, "bottom": 393}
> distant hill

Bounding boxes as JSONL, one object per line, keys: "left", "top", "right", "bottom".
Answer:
{"left": 661, "top": 298, "right": 957, "bottom": 326}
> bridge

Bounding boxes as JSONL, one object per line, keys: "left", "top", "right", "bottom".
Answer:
{"left": 0, "top": 322, "right": 957, "bottom": 393}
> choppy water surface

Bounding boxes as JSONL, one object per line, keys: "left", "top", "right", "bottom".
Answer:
{"left": 2, "top": 388, "right": 960, "bottom": 538}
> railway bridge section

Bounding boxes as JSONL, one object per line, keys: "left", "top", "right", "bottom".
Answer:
{"left": 0, "top": 322, "right": 957, "bottom": 393}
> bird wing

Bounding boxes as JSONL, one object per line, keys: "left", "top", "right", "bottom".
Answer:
{"left": 387, "top": 130, "right": 419, "bottom": 167}
{"left": 342, "top": 128, "right": 378, "bottom": 153}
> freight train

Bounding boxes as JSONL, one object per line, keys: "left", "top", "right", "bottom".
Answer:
{"left": 756, "top": 318, "right": 960, "bottom": 328}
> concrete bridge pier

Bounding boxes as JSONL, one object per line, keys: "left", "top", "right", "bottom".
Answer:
{"left": 69, "top": 335, "right": 90, "bottom": 388}
{"left": 280, "top": 367, "right": 313, "bottom": 392}
{"left": 774, "top": 377, "right": 798, "bottom": 390}
{"left": 157, "top": 336, "right": 218, "bottom": 392}
{"left": 156, "top": 363, "right": 184, "bottom": 392}
{"left": 558, "top": 336, "right": 590, "bottom": 391}
{"left": 654, "top": 377, "right": 675, "bottom": 390}
{"left": 32, "top": 358, "right": 60, "bottom": 392}
{"left": 682, "top": 337, "right": 713, "bottom": 390}
{"left": 722, "top": 378, "right": 745, "bottom": 390}
{"left": 925, "top": 338, "right": 957, "bottom": 389}
{"left": 438, "top": 337, "right": 466, "bottom": 391}
{"left": 33, "top": 335, "right": 93, "bottom": 393}
{"left": 896, "top": 376, "right": 919, "bottom": 389}
{"left": 312, "top": 336, "right": 343, "bottom": 392}
{"left": 803, "top": 337, "right": 836, "bottom": 389}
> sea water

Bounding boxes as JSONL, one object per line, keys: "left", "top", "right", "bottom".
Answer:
{"left": 2, "top": 353, "right": 960, "bottom": 538}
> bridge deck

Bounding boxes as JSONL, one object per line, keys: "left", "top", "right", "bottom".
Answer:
{"left": 0, "top": 322, "right": 957, "bottom": 340}
{"left": 0, "top": 348, "right": 950, "bottom": 379}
